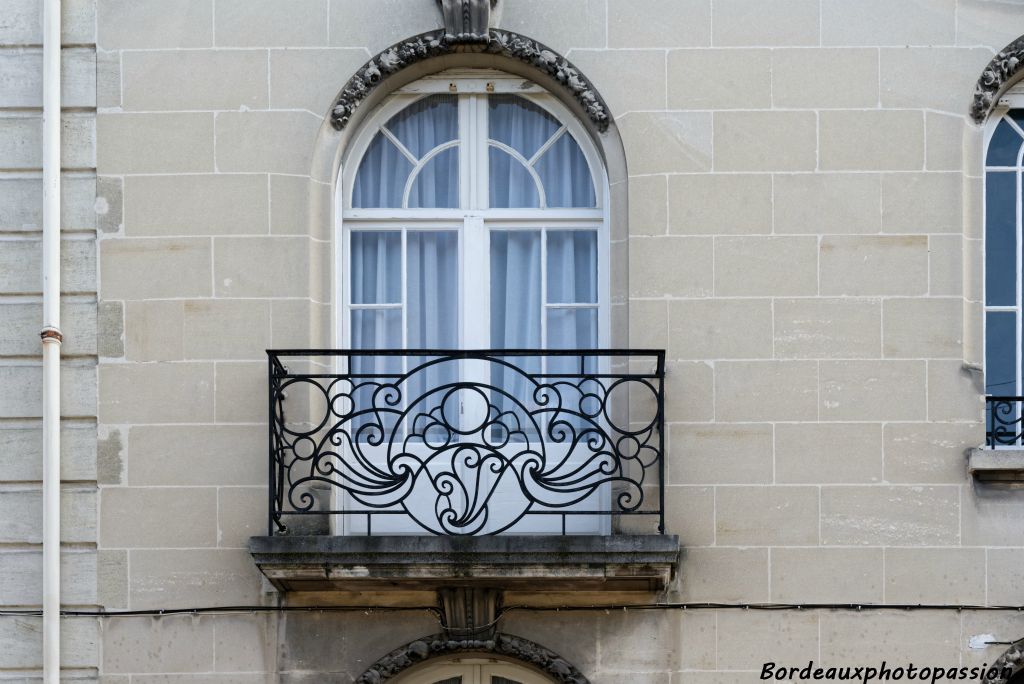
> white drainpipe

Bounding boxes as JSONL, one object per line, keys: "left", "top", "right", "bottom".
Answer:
{"left": 41, "top": 0, "right": 62, "bottom": 682}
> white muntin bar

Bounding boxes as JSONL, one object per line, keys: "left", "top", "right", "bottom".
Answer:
{"left": 41, "top": 0, "right": 63, "bottom": 682}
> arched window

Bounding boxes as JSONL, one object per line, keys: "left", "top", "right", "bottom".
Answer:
{"left": 339, "top": 70, "right": 607, "bottom": 358}
{"left": 330, "top": 70, "right": 617, "bottom": 535}
{"left": 985, "top": 107, "right": 1024, "bottom": 440}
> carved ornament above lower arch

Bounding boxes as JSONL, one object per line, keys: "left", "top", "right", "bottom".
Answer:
{"left": 356, "top": 632, "right": 590, "bottom": 684}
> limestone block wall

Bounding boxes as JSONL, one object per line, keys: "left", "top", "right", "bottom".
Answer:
{"left": 86, "top": 0, "right": 1024, "bottom": 682}
{"left": 92, "top": 0, "right": 337, "bottom": 622}
{"left": 88, "top": 607, "right": 1024, "bottom": 683}
{"left": 0, "top": 0, "right": 100, "bottom": 679}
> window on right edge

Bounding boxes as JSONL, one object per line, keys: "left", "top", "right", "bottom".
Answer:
{"left": 985, "top": 109, "right": 1024, "bottom": 445}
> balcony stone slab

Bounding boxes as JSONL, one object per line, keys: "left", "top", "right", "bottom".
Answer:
{"left": 968, "top": 448, "right": 1024, "bottom": 483}
{"left": 249, "top": 534, "right": 679, "bottom": 593}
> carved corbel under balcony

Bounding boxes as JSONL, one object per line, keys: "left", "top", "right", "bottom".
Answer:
{"left": 438, "top": 587, "right": 501, "bottom": 639}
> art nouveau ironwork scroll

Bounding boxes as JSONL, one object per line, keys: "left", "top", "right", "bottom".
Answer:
{"left": 267, "top": 349, "right": 665, "bottom": 536}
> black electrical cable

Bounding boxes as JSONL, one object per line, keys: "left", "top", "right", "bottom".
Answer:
{"left": 501, "top": 602, "right": 1024, "bottom": 613}
{"left": 0, "top": 605, "right": 442, "bottom": 618}
{"left": 2, "top": 601, "right": 1023, "bottom": 619}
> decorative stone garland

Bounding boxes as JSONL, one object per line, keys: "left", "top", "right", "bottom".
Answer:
{"left": 355, "top": 632, "right": 590, "bottom": 684}
{"left": 989, "top": 639, "right": 1024, "bottom": 684}
{"left": 971, "top": 34, "right": 1024, "bottom": 123}
{"left": 330, "top": 29, "right": 611, "bottom": 133}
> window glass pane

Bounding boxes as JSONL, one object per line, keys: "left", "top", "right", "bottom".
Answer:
{"left": 547, "top": 230, "right": 598, "bottom": 304}
{"left": 547, "top": 308, "right": 598, "bottom": 375}
{"left": 986, "top": 311, "right": 1016, "bottom": 396}
{"left": 491, "top": 231, "right": 542, "bottom": 437}
{"left": 349, "top": 231, "right": 403, "bottom": 440}
{"left": 987, "top": 118, "right": 1024, "bottom": 167}
{"left": 387, "top": 94, "right": 458, "bottom": 159}
{"left": 407, "top": 147, "right": 460, "bottom": 208}
{"left": 352, "top": 95, "right": 457, "bottom": 208}
{"left": 547, "top": 308, "right": 597, "bottom": 349}
{"left": 407, "top": 232, "right": 460, "bottom": 435}
{"left": 352, "top": 135, "right": 414, "bottom": 208}
{"left": 350, "top": 309, "right": 402, "bottom": 351}
{"left": 434, "top": 678, "right": 462, "bottom": 684}
{"left": 491, "top": 231, "right": 542, "bottom": 348}
{"left": 986, "top": 171, "right": 1017, "bottom": 307}
{"left": 535, "top": 132, "right": 596, "bottom": 208}
{"left": 491, "top": 678, "right": 523, "bottom": 684}
{"left": 408, "top": 232, "right": 459, "bottom": 348}
{"left": 1011, "top": 110, "right": 1024, "bottom": 141}
{"left": 489, "top": 95, "right": 561, "bottom": 159}
{"left": 489, "top": 147, "right": 540, "bottom": 208}
{"left": 351, "top": 232, "right": 401, "bottom": 304}
{"left": 350, "top": 309, "right": 403, "bottom": 439}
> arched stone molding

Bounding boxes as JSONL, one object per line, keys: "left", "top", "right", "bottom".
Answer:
{"left": 303, "top": 31, "right": 630, "bottom": 351}
{"left": 355, "top": 632, "right": 590, "bottom": 684}
{"left": 971, "top": 34, "right": 1024, "bottom": 123}
{"left": 329, "top": 29, "right": 611, "bottom": 133}
{"left": 990, "top": 639, "right": 1024, "bottom": 684}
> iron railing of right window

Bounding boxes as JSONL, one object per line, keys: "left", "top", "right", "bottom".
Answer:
{"left": 987, "top": 396, "right": 1024, "bottom": 447}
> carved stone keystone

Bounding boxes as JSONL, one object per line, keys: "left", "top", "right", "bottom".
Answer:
{"left": 437, "top": 0, "right": 498, "bottom": 44}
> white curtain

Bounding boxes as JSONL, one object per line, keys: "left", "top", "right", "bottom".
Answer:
{"left": 490, "top": 230, "right": 598, "bottom": 421}
{"left": 546, "top": 230, "right": 598, "bottom": 374}
{"left": 489, "top": 230, "right": 597, "bottom": 351}
{"left": 353, "top": 95, "right": 459, "bottom": 209}
{"left": 349, "top": 95, "right": 599, "bottom": 437}
{"left": 407, "top": 232, "right": 459, "bottom": 349}
{"left": 490, "top": 231, "right": 542, "bottom": 351}
{"left": 349, "top": 231, "right": 402, "bottom": 436}
{"left": 490, "top": 231, "right": 542, "bottom": 432}
{"left": 350, "top": 230, "right": 457, "bottom": 434}
{"left": 488, "top": 95, "right": 596, "bottom": 209}
{"left": 350, "top": 231, "right": 401, "bottom": 358}
{"left": 486, "top": 96, "right": 599, "bottom": 393}
{"left": 407, "top": 231, "right": 459, "bottom": 410}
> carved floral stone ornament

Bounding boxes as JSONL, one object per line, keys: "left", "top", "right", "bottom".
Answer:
{"left": 356, "top": 632, "right": 590, "bottom": 684}
{"left": 971, "top": 33, "right": 1024, "bottom": 123}
{"left": 329, "top": 29, "right": 611, "bottom": 133}
{"left": 989, "top": 639, "right": 1024, "bottom": 684}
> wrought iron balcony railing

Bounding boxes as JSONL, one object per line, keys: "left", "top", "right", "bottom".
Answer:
{"left": 987, "top": 396, "right": 1024, "bottom": 447}
{"left": 267, "top": 349, "right": 666, "bottom": 536}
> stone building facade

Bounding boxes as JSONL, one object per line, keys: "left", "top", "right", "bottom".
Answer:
{"left": 4, "top": 0, "right": 1024, "bottom": 682}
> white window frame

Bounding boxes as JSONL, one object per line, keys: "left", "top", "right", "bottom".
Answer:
{"left": 334, "top": 69, "right": 612, "bottom": 354}
{"left": 330, "top": 70, "right": 613, "bottom": 535}
{"left": 984, "top": 94, "right": 1024, "bottom": 447}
